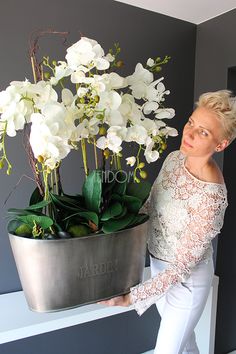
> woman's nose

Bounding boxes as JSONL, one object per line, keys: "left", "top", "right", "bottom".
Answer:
{"left": 185, "top": 129, "right": 194, "bottom": 140}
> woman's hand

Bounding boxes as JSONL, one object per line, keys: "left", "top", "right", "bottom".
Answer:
{"left": 97, "top": 293, "right": 132, "bottom": 307}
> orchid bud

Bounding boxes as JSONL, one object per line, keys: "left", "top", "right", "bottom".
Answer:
{"left": 116, "top": 60, "right": 124, "bottom": 68}
{"left": 0, "top": 159, "right": 4, "bottom": 169}
{"left": 138, "top": 162, "right": 145, "bottom": 168}
{"left": 140, "top": 171, "right": 147, "bottom": 179}
{"left": 161, "top": 142, "right": 167, "bottom": 150}
{"left": 99, "top": 126, "right": 106, "bottom": 135}
{"left": 44, "top": 72, "right": 51, "bottom": 80}
{"left": 103, "top": 149, "right": 110, "bottom": 159}
{"left": 7, "top": 166, "right": 12, "bottom": 175}
{"left": 37, "top": 155, "right": 44, "bottom": 163}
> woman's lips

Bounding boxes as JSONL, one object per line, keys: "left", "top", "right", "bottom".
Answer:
{"left": 183, "top": 139, "right": 193, "bottom": 148}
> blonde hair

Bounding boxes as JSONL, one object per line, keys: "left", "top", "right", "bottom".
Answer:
{"left": 195, "top": 90, "right": 236, "bottom": 142}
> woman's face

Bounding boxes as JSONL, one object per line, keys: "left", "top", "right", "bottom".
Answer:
{"left": 180, "top": 106, "right": 228, "bottom": 157}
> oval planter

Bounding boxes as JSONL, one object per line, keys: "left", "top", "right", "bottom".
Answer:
{"left": 9, "top": 221, "right": 148, "bottom": 312}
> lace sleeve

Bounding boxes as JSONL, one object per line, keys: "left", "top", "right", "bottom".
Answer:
{"left": 139, "top": 190, "right": 152, "bottom": 214}
{"left": 139, "top": 152, "right": 174, "bottom": 214}
{"left": 130, "top": 187, "right": 228, "bottom": 316}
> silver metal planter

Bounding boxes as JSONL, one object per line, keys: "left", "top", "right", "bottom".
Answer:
{"left": 9, "top": 221, "right": 148, "bottom": 312}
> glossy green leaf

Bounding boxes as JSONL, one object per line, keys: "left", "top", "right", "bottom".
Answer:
{"left": 122, "top": 195, "right": 142, "bottom": 213}
{"left": 26, "top": 200, "right": 50, "bottom": 211}
{"left": 82, "top": 170, "right": 102, "bottom": 213}
{"left": 17, "top": 214, "right": 54, "bottom": 229}
{"left": 29, "top": 187, "right": 43, "bottom": 206}
{"left": 112, "top": 170, "right": 127, "bottom": 195}
{"left": 50, "top": 193, "right": 84, "bottom": 212}
{"left": 63, "top": 211, "right": 99, "bottom": 225}
{"left": 126, "top": 180, "right": 152, "bottom": 203}
{"left": 102, "top": 213, "right": 136, "bottom": 233}
{"left": 7, "top": 219, "right": 23, "bottom": 233}
{"left": 100, "top": 202, "right": 123, "bottom": 221}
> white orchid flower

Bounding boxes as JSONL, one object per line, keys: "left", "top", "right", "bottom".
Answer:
{"left": 125, "top": 125, "right": 148, "bottom": 145}
{"left": 33, "top": 81, "right": 58, "bottom": 110}
{"left": 71, "top": 70, "right": 94, "bottom": 84}
{"left": 29, "top": 111, "right": 71, "bottom": 169}
{"left": 155, "top": 120, "right": 166, "bottom": 128}
{"left": 104, "top": 53, "right": 115, "bottom": 62}
{"left": 155, "top": 108, "right": 175, "bottom": 119}
{"left": 90, "top": 75, "right": 106, "bottom": 95}
{"left": 119, "top": 94, "right": 142, "bottom": 124}
{"left": 77, "top": 87, "right": 89, "bottom": 97}
{"left": 66, "top": 37, "right": 110, "bottom": 71}
{"left": 105, "top": 109, "right": 127, "bottom": 126}
{"left": 143, "top": 101, "right": 159, "bottom": 115}
{"left": 126, "top": 156, "right": 136, "bottom": 167}
{"left": 160, "top": 126, "right": 178, "bottom": 137}
{"left": 96, "top": 133, "right": 122, "bottom": 153}
{"left": 93, "top": 57, "right": 110, "bottom": 70}
{"left": 127, "top": 63, "right": 153, "bottom": 86}
{"left": 144, "top": 137, "right": 160, "bottom": 163}
{"left": 107, "top": 126, "right": 127, "bottom": 140}
{"left": 73, "top": 118, "right": 100, "bottom": 141}
{"left": 1, "top": 100, "right": 28, "bottom": 136}
{"left": 50, "top": 61, "right": 73, "bottom": 85}
{"left": 129, "top": 81, "right": 148, "bottom": 100}
{"left": 61, "top": 88, "right": 75, "bottom": 107}
{"left": 147, "top": 58, "right": 154, "bottom": 67}
{"left": 0, "top": 86, "right": 21, "bottom": 113}
{"left": 97, "top": 91, "right": 123, "bottom": 125}
{"left": 97, "top": 91, "right": 122, "bottom": 111}
{"left": 99, "top": 73, "right": 127, "bottom": 90}
{"left": 140, "top": 118, "right": 158, "bottom": 136}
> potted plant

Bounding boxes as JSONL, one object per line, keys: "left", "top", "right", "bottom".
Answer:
{"left": 0, "top": 32, "right": 177, "bottom": 312}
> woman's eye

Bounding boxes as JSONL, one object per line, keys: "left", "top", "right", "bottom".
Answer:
{"left": 200, "top": 130, "right": 208, "bottom": 137}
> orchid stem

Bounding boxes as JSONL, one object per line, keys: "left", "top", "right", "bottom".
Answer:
{"left": 93, "top": 137, "right": 98, "bottom": 169}
{"left": 81, "top": 138, "right": 89, "bottom": 177}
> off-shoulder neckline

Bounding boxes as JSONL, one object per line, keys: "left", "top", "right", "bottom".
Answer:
{"left": 176, "top": 151, "right": 227, "bottom": 188}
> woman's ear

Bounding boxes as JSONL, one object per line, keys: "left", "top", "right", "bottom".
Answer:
{"left": 215, "top": 139, "right": 230, "bottom": 152}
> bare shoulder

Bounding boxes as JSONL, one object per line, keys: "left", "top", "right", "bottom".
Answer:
{"left": 205, "top": 159, "right": 225, "bottom": 184}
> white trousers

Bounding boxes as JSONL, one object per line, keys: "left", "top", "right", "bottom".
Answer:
{"left": 150, "top": 255, "right": 214, "bottom": 354}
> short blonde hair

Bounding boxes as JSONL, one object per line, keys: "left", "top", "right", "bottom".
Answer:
{"left": 195, "top": 90, "right": 236, "bottom": 142}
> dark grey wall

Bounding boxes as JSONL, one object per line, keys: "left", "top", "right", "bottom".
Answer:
{"left": 194, "top": 9, "right": 236, "bottom": 354}
{"left": 0, "top": 0, "right": 196, "bottom": 353}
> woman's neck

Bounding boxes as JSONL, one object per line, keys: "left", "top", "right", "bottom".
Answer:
{"left": 184, "top": 155, "right": 212, "bottom": 180}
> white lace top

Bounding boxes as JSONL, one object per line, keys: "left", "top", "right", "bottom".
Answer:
{"left": 130, "top": 150, "right": 228, "bottom": 316}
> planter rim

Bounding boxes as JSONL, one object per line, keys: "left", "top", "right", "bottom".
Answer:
{"left": 8, "top": 219, "right": 148, "bottom": 243}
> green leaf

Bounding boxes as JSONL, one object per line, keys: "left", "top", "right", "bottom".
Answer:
{"left": 29, "top": 187, "right": 43, "bottom": 206}
{"left": 126, "top": 180, "right": 152, "bottom": 203}
{"left": 7, "top": 219, "right": 23, "bottom": 233}
{"left": 122, "top": 195, "right": 142, "bottom": 213}
{"left": 113, "top": 205, "right": 127, "bottom": 219}
{"left": 50, "top": 193, "right": 84, "bottom": 212}
{"left": 63, "top": 211, "right": 99, "bottom": 226}
{"left": 82, "top": 170, "right": 102, "bottom": 213}
{"left": 25, "top": 200, "right": 50, "bottom": 211}
{"left": 110, "top": 193, "right": 123, "bottom": 202}
{"left": 7, "top": 208, "right": 44, "bottom": 219}
{"left": 7, "top": 208, "right": 33, "bottom": 216}
{"left": 102, "top": 213, "right": 136, "bottom": 233}
{"left": 111, "top": 170, "right": 127, "bottom": 195}
{"left": 17, "top": 215, "right": 54, "bottom": 230}
{"left": 100, "top": 202, "right": 123, "bottom": 221}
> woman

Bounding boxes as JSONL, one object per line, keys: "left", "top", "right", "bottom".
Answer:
{"left": 98, "top": 90, "right": 236, "bottom": 354}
